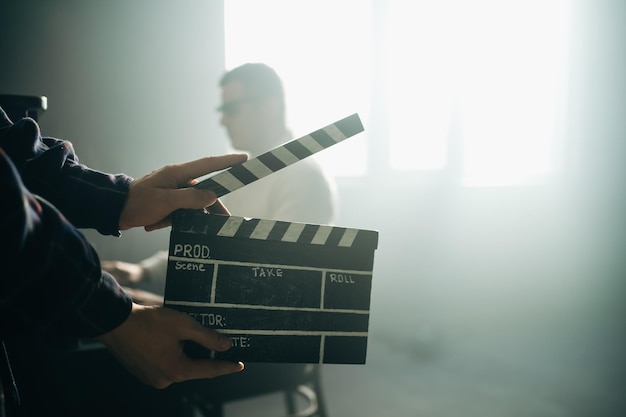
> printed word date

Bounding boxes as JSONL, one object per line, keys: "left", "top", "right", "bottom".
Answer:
{"left": 230, "top": 336, "right": 251, "bottom": 348}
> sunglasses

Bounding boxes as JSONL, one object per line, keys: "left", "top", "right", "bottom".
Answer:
{"left": 217, "top": 97, "right": 262, "bottom": 117}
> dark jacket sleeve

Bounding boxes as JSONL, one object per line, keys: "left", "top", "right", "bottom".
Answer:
{"left": 0, "top": 147, "right": 132, "bottom": 339}
{"left": 0, "top": 110, "right": 132, "bottom": 236}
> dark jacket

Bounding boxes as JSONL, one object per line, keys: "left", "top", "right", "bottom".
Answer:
{"left": 0, "top": 106, "right": 132, "bottom": 340}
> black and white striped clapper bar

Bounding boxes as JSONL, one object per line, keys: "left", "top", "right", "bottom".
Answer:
{"left": 164, "top": 211, "right": 379, "bottom": 364}
{"left": 193, "top": 113, "right": 363, "bottom": 196}
{"left": 163, "top": 114, "right": 379, "bottom": 364}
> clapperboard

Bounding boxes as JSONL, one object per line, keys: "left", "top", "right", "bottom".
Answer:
{"left": 163, "top": 114, "right": 379, "bottom": 364}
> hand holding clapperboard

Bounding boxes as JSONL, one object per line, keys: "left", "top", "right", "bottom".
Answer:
{"left": 164, "top": 114, "right": 379, "bottom": 364}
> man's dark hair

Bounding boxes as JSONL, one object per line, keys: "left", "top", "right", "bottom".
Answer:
{"left": 220, "top": 63, "right": 286, "bottom": 115}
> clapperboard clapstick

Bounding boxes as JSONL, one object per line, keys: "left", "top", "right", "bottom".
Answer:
{"left": 194, "top": 113, "right": 363, "bottom": 197}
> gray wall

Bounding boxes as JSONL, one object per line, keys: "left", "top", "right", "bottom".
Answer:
{"left": 335, "top": 2, "right": 626, "bottom": 412}
{"left": 336, "top": 0, "right": 626, "bottom": 341}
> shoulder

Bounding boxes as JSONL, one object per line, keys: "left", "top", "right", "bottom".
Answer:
{"left": 282, "top": 157, "right": 334, "bottom": 184}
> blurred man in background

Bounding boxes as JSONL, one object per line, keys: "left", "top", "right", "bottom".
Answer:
{"left": 102, "top": 62, "right": 338, "bottom": 297}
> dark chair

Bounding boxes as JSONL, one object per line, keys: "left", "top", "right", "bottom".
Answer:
{"left": 178, "top": 362, "right": 328, "bottom": 417}
{"left": 0, "top": 94, "right": 47, "bottom": 123}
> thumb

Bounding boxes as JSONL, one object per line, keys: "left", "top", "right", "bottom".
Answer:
{"left": 181, "top": 315, "right": 233, "bottom": 353}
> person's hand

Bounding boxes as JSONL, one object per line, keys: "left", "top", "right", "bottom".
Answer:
{"left": 120, "top": 287, "right": 164, "bottom": 306}
{"left": 119, "top": 153, "right": 247, "bottom": 231}
{"left": 97, "top": 303, "right": 244, "bottom": 389}
{"left": 101, "top": 260, "right": 145, "bottom": 286}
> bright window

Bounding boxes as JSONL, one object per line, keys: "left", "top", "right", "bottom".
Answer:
{"left": 224, "top": 0, "right": 371, "bottom": 177}
{"left": 225, "top": 0, "right": 571, "bottom": 185}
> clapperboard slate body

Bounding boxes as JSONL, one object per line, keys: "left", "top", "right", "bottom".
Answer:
{"left": 163, "top": 113, "right": 379, "bottom": 364}
{"left": 164, "top": 211, "right": 378, "bottom": 364}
